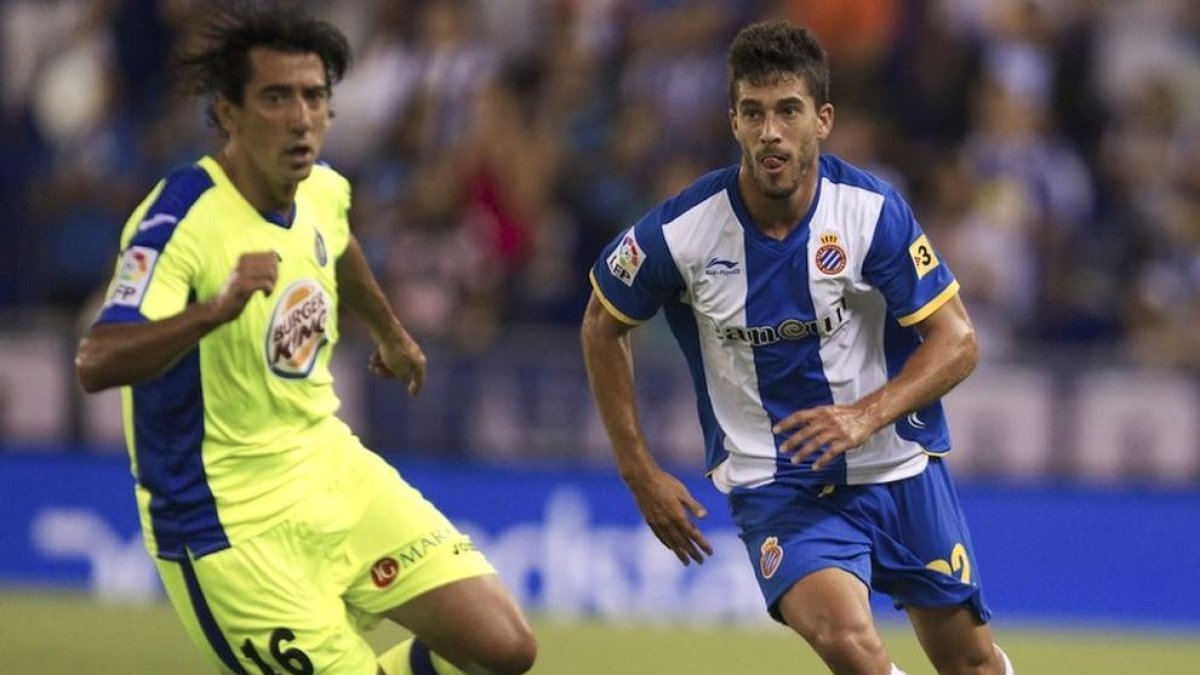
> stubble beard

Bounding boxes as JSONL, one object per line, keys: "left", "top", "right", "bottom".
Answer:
{"left": 750, "top": 154, "right": 805, "bottom": 200}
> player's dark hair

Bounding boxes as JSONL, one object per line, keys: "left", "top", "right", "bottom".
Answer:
{"left": 727, "top": 20, "right": 830, "bottom": 108}
{"left": 175, "top": 1, "right": 351, "bottom": 135}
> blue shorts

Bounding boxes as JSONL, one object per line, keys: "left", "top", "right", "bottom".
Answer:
{"left": 729, "top": 457, "right": 991, "bottom": 624}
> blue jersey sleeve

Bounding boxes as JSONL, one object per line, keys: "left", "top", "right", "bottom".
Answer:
{"left": 862, "top": 190, "right": 959, "bottom": 326}
{"left": 589, "top": 206, "right": 684, "bottom": 324}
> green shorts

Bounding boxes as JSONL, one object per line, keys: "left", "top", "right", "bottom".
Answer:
{"left": 156, "top": 447, "right": 494, "bottom": 674}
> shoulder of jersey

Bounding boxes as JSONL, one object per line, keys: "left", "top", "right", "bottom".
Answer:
{"left": 657, "top": 165, "right": 738, "bottom": 226}
{"left": 820, "top": 154, "right": 895, "bottom": 199}
{"left": 307, "top": 161, "right": 351, "bottom": 192}
{"left": 129, "top": 163, "right": 216, "bottom": 246}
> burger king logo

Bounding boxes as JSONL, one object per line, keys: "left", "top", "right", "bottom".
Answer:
{"left": 265, "top": 279, "right": 330, "bottom": 378}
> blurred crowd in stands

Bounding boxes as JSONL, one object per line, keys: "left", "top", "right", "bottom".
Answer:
{"left": 1, "top": 0, "right": 1197, "bottom": 367}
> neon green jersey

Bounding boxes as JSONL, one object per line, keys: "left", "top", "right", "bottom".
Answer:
{"left": 96, "top": 156, "right": 361, "bottom": 560}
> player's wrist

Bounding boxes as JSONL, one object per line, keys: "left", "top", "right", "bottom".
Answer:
{"left": 196, "top": 298, "right": 233, "bottom": 330}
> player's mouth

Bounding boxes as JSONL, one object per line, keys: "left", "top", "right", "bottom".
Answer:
{"left": 758, "top": 152, "right": 789, "bottom": 174}
{"left": 284, "top": 144, "right": 315, "bottom": 166}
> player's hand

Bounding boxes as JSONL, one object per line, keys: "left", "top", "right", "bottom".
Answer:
{"left": 369, "top": 335, "right": 426, "bottom": 396}
{"left": 210, "top": 252, "right": 279, "bottom": 324}
{"left": 625, "top": 468, "right": 713, "bottom": 566}
{"left": 774, "top": 403, "right": 878, "bottom": 470}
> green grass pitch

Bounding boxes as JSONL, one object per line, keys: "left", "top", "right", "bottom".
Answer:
{"left": 3, "top": 589, "right": 1198, "bottom": 674}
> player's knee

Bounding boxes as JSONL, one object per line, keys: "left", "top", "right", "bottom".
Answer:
{"left": 807, "top": 620, "right": 887, "bottom": 669}
{"left": 928, "top": 643, "right": 999, "bottom": 675}
{"left": 478, "top": 621, "right": 536, "bottom": 675}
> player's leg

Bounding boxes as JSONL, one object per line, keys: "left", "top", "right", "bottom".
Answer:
{"left": 873, "top": 457, "right": 1009, "bottom": 675}
{"left": 730, "top": 482, "right": 903, "bottom": 675}
{"left": 155, "top": 524, "right": 384, "bottom": 675}
{"left": 906, "top": 605, "right": 1010, "bottom": 675}
{"left": 776, "top": 567, "right": 893, "bottom": 675}
{"left": 342, "top": 451, "right": 535, "bottom": 675}
{"left": 376, "top": 575, "right": 535, "bottom": 675}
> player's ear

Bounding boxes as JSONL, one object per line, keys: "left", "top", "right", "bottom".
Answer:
{"left": 214, "top": 96, "right": 238, "bottom": 136}
{"left": 816, "top": 102, "right": 834, "bottom": 140}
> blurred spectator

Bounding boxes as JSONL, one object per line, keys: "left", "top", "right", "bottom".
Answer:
{"left": 386, "top": 157, "right": 502, "bottom": 351}
{"left": 0, "top": 0, "right": 1195, "bottom": 369}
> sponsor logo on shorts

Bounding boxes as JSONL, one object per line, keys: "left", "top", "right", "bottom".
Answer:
{"left": 371, "top": 528, "right": 457, "bottom": 589}
{"left": 265, "top": 279, "right": 330, "bottom": 378}
{"left": 759, "top": 536, "right": 783, "bottom": 580}
{"left": 392, "top": 528, "right": 453, "bottom": 569}
{"left": 371, "top": 557, "right": 399, "bottom": 588}
{"left": 606, "top": 229, "right": 645, "bottom": 287}
{"left": 815, "top": 232, "right": 847, "bottom": 276}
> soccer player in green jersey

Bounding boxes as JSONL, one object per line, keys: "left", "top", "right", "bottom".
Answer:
{"left": 74, "top": 4, "right": 535, "bottom": 674}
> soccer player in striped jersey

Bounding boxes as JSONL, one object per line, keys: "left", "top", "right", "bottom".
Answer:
{"left": 74, "top": 4, "right": 534, "bottom": 674}
{"left": 582, "top": 20, "right": 1013, "bottom": 675}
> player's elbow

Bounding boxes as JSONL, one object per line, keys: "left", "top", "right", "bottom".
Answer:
{"left": 956, "top": 324, "right": 979, "bottom": 380}
{"left": 74, "top": 337, "right": 112, "bottom": 393}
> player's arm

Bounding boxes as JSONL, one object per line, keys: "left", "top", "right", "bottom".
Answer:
{"left": 335, "top": 234, "right": 425, "bottom": 395}
{"left": 75, "top": 252, "right": 278, "bottom": 393}
{"left": 775, "top": 294, "right": 978, "bottom": 468}
{"left": 581, "top": 293, "right": 713, "bottom": 566}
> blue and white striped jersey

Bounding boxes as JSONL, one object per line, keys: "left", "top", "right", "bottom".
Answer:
{"left": 590, "top": 155, "right": 960, "bottom": 489}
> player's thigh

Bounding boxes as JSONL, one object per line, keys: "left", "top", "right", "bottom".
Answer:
{"left": 730, "top": 481, "right": 875, "bottom": 624}
{"left": 877, "top": 459, "right": 991, "bottom": 622}
{"left": 156, "top": 535, "right": 377, "bottom": 675}
{"left": 906, "top": 604, "right": 996, "bottom": 673}
{"left": 777, "top": 567, "right": 878, "bottom": 642}
{"left": 342, "top": 459, "right": 531, "bottom": 662}
{"left": 381, "top": 574, "right": 534, "bottom": 669}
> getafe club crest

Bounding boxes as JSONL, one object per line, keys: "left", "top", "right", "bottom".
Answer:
{"left": 265, "top": 279, "right": 330, "bottom": 378}
{"left": 815, "top": 232, "right": 847, "bottom": 276}
{"left": 760, "top": 536, "right": 783, "bottom": 579}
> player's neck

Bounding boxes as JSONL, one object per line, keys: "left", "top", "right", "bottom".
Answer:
{"left": 215, "top": 148, "right": 298, "bottom": 217}
{"left": 739, "top": 157, "right": 819, "bottom": 241}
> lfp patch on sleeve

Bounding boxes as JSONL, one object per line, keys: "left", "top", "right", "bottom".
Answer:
{"left": 106, "top": 246, "right": 159, "bottom": 307}
{"left": 606, "top": 229, "right": 645, "bottom": 287}
{"left": 908, "top": 234, "right": 940, "bottom": 279}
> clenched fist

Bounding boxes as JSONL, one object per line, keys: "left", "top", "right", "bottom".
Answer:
{"left": 210, "top": 251, "right": 279, "bottom": 324}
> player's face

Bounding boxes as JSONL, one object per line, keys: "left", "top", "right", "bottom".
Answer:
{"left": 730, "top": 75, "right": 833, "bottom": 200}
{"left": 224, "top": 48, "right": 331, "bottom": 187}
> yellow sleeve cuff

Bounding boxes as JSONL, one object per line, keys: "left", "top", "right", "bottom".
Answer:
{"left": 588, "top": 270, "right": 642, "bottom": 326}
{"left": 896, "top": 280, "right": 959, "bottom": 327}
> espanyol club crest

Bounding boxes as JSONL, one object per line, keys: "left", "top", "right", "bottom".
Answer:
{"left": 760, "top": 536, "right": 784, "bottom": 579}
{"left": 814, "top": 232, "right": 847, "bottom": 276}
